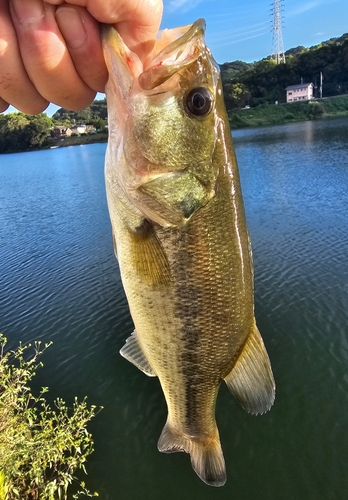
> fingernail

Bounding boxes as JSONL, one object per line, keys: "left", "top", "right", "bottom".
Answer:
{"left": 11, "top": 0, "right": 45, "bottom": 25}
{"left": 55, "top": 7, "right": 87, "bottom": 49}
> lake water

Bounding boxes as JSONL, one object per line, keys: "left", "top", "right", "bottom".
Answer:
{"left": 1, "top": 117, "right": 347, "bottom": 499}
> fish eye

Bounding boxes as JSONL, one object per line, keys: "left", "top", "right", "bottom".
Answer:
{"left": 184, "top": 87, "right": 213, "bottom": 117}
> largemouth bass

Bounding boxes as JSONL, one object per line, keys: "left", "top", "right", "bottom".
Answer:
{"left": 101, "top": 19, "right": 275, "bottom": 487}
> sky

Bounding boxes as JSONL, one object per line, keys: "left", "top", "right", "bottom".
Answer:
{"left": 5, "top": 0, "right": 347, "bottom": 117}
{"left": 161, "top": 0, "right": 347, "bottom": 64}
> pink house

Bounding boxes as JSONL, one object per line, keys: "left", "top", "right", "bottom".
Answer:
{"left": 286, "top": 83, "right": 314, "bottom": 103}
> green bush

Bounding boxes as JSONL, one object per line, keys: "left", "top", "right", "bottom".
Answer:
{"left": 0, "top": 335, "right": 101, "bottom": 499}
{"left": 308, "top": 101, "right": 324, "bottom": 119}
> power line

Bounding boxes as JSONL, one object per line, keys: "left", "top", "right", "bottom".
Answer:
{"left": 271, "top": 0, "right": 286, "bottom": 63}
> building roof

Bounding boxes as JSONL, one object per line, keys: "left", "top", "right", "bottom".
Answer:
{"left": 286, "top": 83, "right": 313, "bottom": 90}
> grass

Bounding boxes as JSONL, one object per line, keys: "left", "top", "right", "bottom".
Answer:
{"left": 228, "top": 95, "right": 348, "bottom": 129}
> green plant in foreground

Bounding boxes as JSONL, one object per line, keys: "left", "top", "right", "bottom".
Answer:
{"left": 0, "top": 334, "right": 102, "bottom": 499}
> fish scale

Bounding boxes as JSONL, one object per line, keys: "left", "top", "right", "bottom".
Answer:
{"left": 102, "top": 18, "right": 275, "bottom": 487}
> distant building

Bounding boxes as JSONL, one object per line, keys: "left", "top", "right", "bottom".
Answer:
{"left": 286, "top": 83, "right": 314, "bottom": 103}
{"left": 70, "top": 125, "right": 87, "bottom": 135}
{"left": 69, "top": 124, "right": 97, "bottom": 135}
{"left": 51, "top": 126, "right": 72, "bottom": 138}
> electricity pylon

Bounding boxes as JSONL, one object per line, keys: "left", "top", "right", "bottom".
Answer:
{"left": 271, "top": 0, "right": 286, "bottom": 64}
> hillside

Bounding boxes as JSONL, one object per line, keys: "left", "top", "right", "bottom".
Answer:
{"left": 52, "top": 99, "right": 107, "bottom": 123}
{"left": 221, "top": 32, "right": 348, "bottom": 109}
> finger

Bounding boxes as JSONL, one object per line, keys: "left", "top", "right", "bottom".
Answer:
{"left": 45, "top": 0, "right": 163, "bottom": 61}
{"left": 114, "top": 0, "right": 163, "bottom": 62}
{"left": 0, "top": 0, "right": 48, "bottom": 114}
{"left": 55, "top": 5, "right": 108, "bottom": 92}
{"left": 10, "top": 0, "right": 96, "bottom": 110}
{"left": 0, "top": 98, "right": 9, "bottom": 113}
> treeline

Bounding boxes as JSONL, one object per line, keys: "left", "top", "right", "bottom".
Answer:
{"left": 0, "top": 113, "right": 54, "bottom": 154}
{"left": 52, "top": 98, "right": 107, "bottom": 123}
{"left": 221, "top": 32, "right": 348, "bottom": 108}
{"left": 0, "top": 99, "right": 107, "bottom": 154}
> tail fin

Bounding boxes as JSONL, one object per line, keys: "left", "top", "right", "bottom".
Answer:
{"left": 158, "top": 421, "right": 226, "bottom": 487}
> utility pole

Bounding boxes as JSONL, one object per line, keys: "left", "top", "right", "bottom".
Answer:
{"left": 319, "top": 71, "right": 323, "bottom": 99}
{"left": 271, "top": 0, "right": 286, "bottom": 64}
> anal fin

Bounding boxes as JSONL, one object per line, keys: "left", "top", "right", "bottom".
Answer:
{"left": 120, "top": 330, "right": 156, "bottom": 377}
{"left": 224, "top": 321, "right": 275, "bottom": 415}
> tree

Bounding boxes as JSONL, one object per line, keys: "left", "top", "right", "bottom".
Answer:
{"left": 0, "top": 113, "right": 30, "bottom": 153}
{"left": 225, "top": 82, "right": 251, "bottom": 109}
{"left": 52, "top": 100, "right": 107, "bottom": 124}
{"left": 88, "top": 118, "right": 107, "bottom": 132}
{"left": 24, "top": 114, "right": 54, "bottom": 148}
{"left": 0, "top": 113, "right": 53, "bottom": 153}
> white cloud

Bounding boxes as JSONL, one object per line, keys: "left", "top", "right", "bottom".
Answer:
{"left": 286, "top": 0, "right": 337, "bottom": 17}
{"left": 288, "top": 1, "right": 322, "bottom": 16}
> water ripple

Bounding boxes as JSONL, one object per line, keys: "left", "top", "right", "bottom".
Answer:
{"left": 1, "top": 125, "right": 348, "bottom": 498}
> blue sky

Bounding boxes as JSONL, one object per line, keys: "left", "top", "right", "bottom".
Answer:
{"left": 161, "top": 0, "right": 346, "bottom": 63}
{"left": 6, "top": 0, "right": 347, "bottom": 116}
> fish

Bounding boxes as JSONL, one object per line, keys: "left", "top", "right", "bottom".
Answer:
{"left": 101, "top": 19, "right": 275, "bottom": 487}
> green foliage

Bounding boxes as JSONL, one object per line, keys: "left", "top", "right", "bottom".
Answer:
{"left": 0, "top": 114, "right": 53, "bottom": 154}
{"left": 224, "top": 82, "right": 251, "bottom": 109}
{"left": 0, "top": 471, "right": 8, "bottom": 500}
{"left": 87, "top": 118, "right": 107, "bottom": 132}
{"left": 228, "top": 97, "right": 345, "bottom": 129}
{"left": 52, "top": 100, "right": 107, "bottom": 124}
{"left": 307, "top": 101, "right": 324, "bottom": 119}
{"left": 0, "top": 335, "right": 101, "bottom": 499}
{"left": 220, "top": 60, "right": 252, "bottom": 82}
{"left": 221, "top": 32, "right": 348, "bottom": 109}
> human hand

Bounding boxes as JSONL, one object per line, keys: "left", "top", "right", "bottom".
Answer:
{"left": 0, "top": 0, "right": 163, "bottom": 114}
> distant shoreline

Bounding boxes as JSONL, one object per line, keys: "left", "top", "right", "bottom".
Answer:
{"left": 47, "top": 131, "right": 108, "bottom": 149}
{"left": 52, "top": 97, "right": 348, "bottom": 149}
{"left": 2, "top": 96, "right": 348, "bottom": 155}
{"left": 228, "top": 95, "right": 348, "bottom": 129}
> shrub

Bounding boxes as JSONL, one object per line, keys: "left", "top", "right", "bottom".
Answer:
{"left": 308, "top": 101, "right": 324, "bottom": 119}
{"left": 0, "top": 335, "right": 101, "bottom": 499}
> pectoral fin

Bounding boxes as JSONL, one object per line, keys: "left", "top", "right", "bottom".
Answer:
{"left": 129, "top": 219, "right": 172, "bottom": 286}
{"left": 224, "top": 322, "right": 275, "bottom": 415}
{"left": 120, "top": 330, "right": 156, "bottom": 377}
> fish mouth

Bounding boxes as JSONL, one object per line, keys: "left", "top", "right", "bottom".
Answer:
{"left": 139, "top": 18, "right": 206, "bottom": 90}
{"left": 150, "top": 18, "right": 206, "bottom": 68}
{"left": 101, "top": 19, "right": 208, "bottom": 91}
